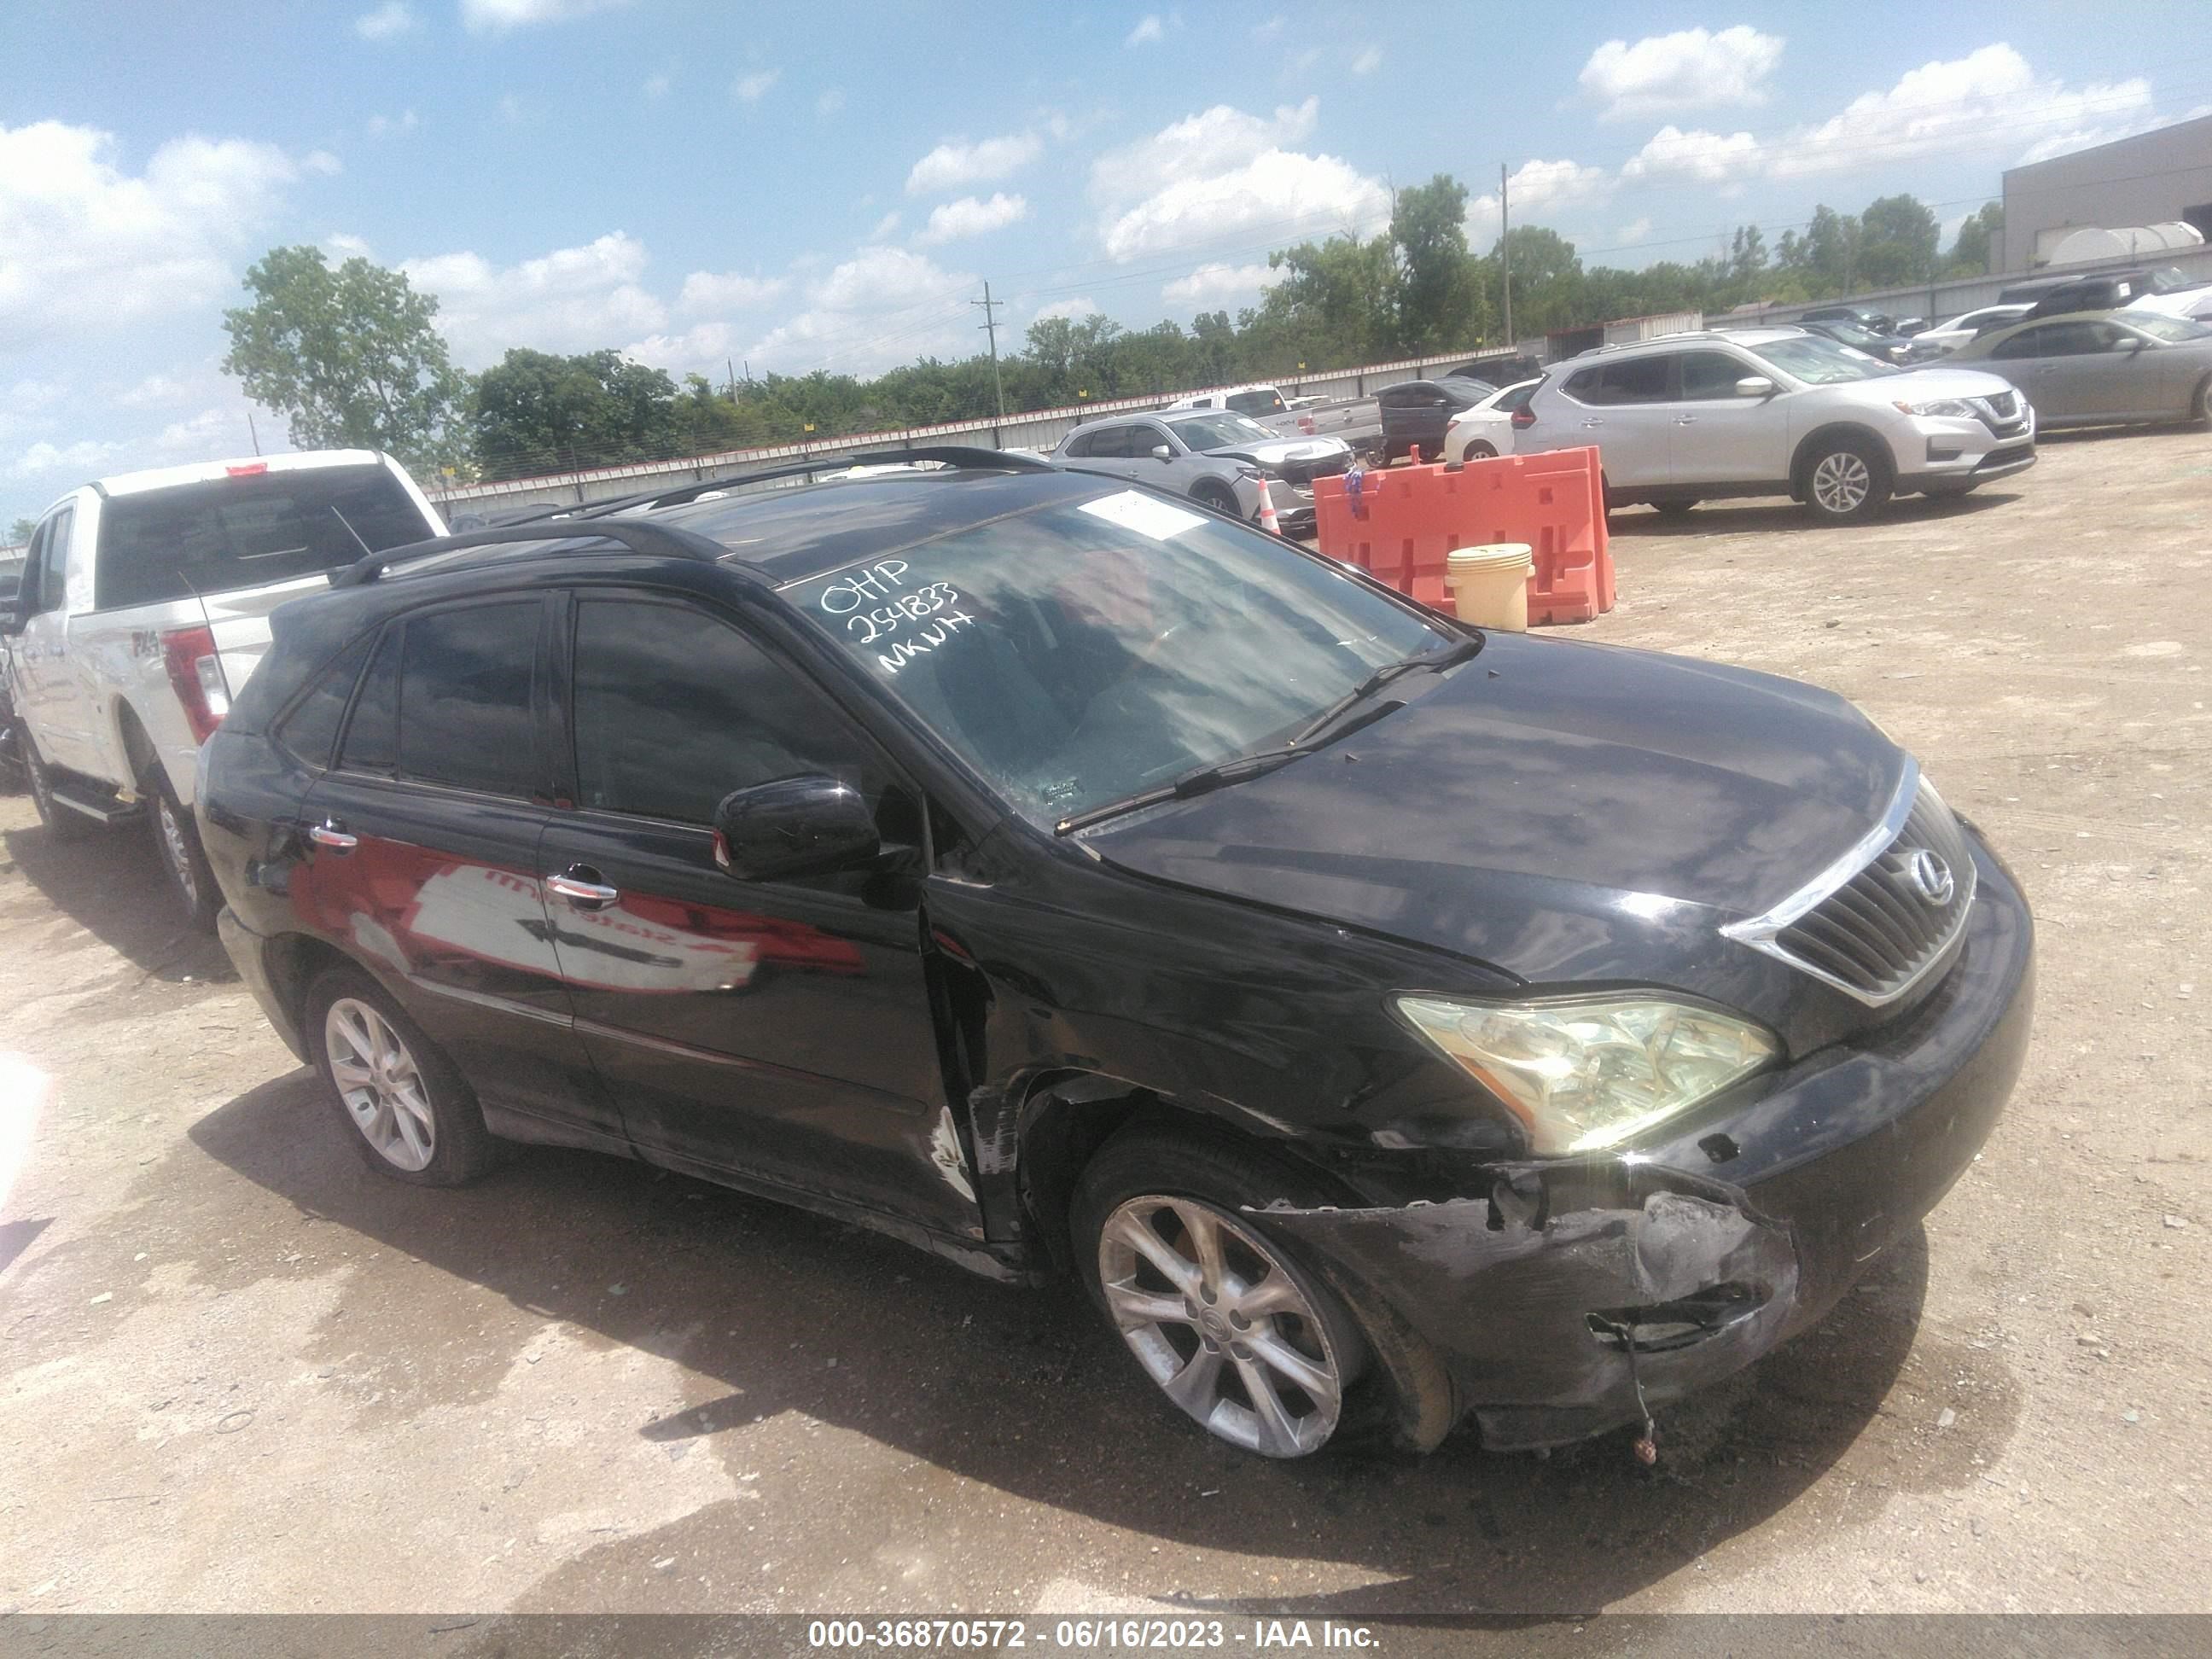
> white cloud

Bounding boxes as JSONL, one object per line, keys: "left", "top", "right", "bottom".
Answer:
{"left": 366, "top": 108, "right": 420, "bottom": 139}
{"left": 155, "top": 408, "right": 234, "bottom": 455}
{"left": 868, "top": 211, "right": 902, "bottom": 242}
{"left": 1615, "top": 217, "right": 1654, "bottom": 246}
{"left": 734, "top": 68, "right": 781, "bottom": 104}
{"left": 1464, "top": 157, "right": 1614, "bottom": 242}
{"left": 118, "top": 373, "right": 191, "bottom": 409}
{"left": 905, "top": 131, "right": 1044, "bottom": 195}
{"left": 1580, "top": 26, "right": 1784, "bottom": 121}
{"left": 1620, "top": 125, "right": 1762, "bottom": 187}
{"left": 400, "top": 231, "right": 667, "bottom": 365}
{"left": 1126, "top": 15, "right": 1163, "bottom": 47}
{"left": 353, "top": 2, "right": 417, "bottom": 39}
{"left": 1767, "top": 45, "right": 2152, "bottom": 178}
{"left": 462, "top": 0, "right": 629, "bottom": 33}
{"left": 643, "top": 72, "right": 671, "bottom": 99}
{"left": 740, "top": 245, "right": 978, "bottom": 375}
{"left": 915, "top": 192, "right": 1029, "bottom": 245}
{"left": 1161, "top": 261, "right": 1285, "bottom": 308}
{"left": 677, "top": 270, "right": 789, "bottom": 311}
{"left": 1254, "top": 15, "right": 1285, "bottom": 39}
{"left": 0, "top": 121, "right": 313, "bottom": 350}
{"left": 325, "top": 231, "right": 376, "bottom": 260}
{"left": 9, "top": 439, "right": 122, "bottom": 482}
{"left": 1095, "top": 97, "right": 1318, "bottom": 203}
{"left": 1033, "top": 299, "right": 1098, "bottom": 323}
{"left": 1350, "top": 47, "right": 1382, "bottom": 76}
{"left": 817, "top": 88, "right": 846, "bottom": 118}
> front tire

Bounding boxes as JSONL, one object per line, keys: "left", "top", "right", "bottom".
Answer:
{"left": 1190, "top": 480, "right": 1240, "bottom": 516}
{"left": 1073, "top": 1126, "right": 1373, "bottom": 1458}
{"left": 145, "top": 770, "right": 219, "bottom": 932}
{"left": 1460, "top": 440, "right": 1497, "bottom": 461}
{"left": 2192, "top": 374, "right": 2211, "bottom": 427}
{"left": 22, "top": 738, "right": 92, "bottom": 841}
{"left": 1800, "top": 436, "right": 1893, "bottom": 524}
{"left": 306, "top": 968, "right": 499, "bottom": 1186}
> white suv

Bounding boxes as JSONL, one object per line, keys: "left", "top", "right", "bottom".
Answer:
{"left": 1515, "top": 328, "right": 2036, "bottom": 523}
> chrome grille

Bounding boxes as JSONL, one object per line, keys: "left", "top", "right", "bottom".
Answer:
{"left": 1722, "top": 765, "right": 1978, "bottom": 1007}
{"left": 1971, "top": 391, "right": 2028, "bottom": 436}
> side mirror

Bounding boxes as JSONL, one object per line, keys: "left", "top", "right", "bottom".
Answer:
{"left": 1734, "top": 375, "right": 1778, "bottom": 399}
{"left": 712, "top": 774, "right": 879, "bottom": 882}
{"left": 1150, "top": 444, "right": 1173, "bottom": 462}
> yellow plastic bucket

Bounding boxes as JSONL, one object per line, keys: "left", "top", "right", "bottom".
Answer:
{"left": 1446, "top": 543, "right": 1534, "bottom": 632}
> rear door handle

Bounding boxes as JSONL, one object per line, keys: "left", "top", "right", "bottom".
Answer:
{"left": 307, "top": 819, "right": 358, "bottom": 853}
{"left": 1676, "top": 416, "right": 1698, "bottom": 425}
{"left": 1580, "top": 418, "right": 1604, "bottom": 428}
{"left": 546, "top": 865, "right": 620, "bottom": 911}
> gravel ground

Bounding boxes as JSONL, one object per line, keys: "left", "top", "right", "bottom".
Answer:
{"left": 1, "top": 425, "right": 2207, "bottom": 1618}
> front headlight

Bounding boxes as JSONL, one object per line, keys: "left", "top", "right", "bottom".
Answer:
{"left": 1894, "top": 398, "right": 1975, "bottom": 418}
{"left": 1394, "top": 993, "right": 1781, "bottom": 1156}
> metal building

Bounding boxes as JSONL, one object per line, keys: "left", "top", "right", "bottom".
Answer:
{"left": 1999, "top": 112, "right": 2212, "bottom": 271}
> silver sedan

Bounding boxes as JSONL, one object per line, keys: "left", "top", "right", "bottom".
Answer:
{"left": 1953, "top": 309, "right": 2212, "bottom": 428}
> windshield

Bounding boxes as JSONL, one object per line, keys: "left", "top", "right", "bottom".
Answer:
{"left": 1743, "top": 334, "right": 1901, "bottom": 385}
{"left": 781, "top": 493, "right": 1447, "bottom": 826}
{"left": 1168, "top": 414, "right": 1278, "bottom": 450}
{"left": 2120, "top": 310, "right": 2212, "bottom": 342}
{"left": 2145, "top": 265, "right": 2204, "bottom": 296}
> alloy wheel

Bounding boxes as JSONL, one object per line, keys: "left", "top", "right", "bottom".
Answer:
{"left": 1097, "top": 1195, "right": 1348, "bottom": 1457}
{"left": 155, "top": 793, "right": 199, "bottom": 910}
{"left": 1811, "top": 451, "right": 1871, "bottom": 515}
{"left": 324, "top": 998, "right": 437, "bottom": 1172}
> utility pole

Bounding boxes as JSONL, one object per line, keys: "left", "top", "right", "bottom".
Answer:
{"left": 727, "top": 358, "right": 738, "bottom": 399}
{"left": 973, "top": 282, "right": 1007, "bottom": 445}
{"left": 1499, "top": 162, "right": 1513, "bottom": 349}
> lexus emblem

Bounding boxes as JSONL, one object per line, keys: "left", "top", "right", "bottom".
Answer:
{"left": 1906, "top": 849, "right": 1955, "bottom": 906}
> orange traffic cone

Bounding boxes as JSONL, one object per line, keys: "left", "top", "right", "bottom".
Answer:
{"left": 1255, "top": 479, "right": 1282, "bottom": 535}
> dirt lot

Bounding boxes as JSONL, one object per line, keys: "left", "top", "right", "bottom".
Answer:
{"left": 2, "top": 428, "right": 2207, "bottom": 1618}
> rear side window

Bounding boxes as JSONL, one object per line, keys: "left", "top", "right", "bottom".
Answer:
{"left": 396, "top": 602, "right": 542, "bottom": 797}
{"left": 1226, "top": 389, "right": 1284, "bottom": 416}
{"left": 1084, "top": 425, "right": 1131, "bottom": 459}
{"left": 338, "top": 627, "right": 402, "bottom": 774}
{"left": 276, "top": 634, "right": 375, "bottom": 770}
{"left": 1587, "top": 358, "right": 1673, "bottom": 404}
{"left": 94, "top": 463, "right": 434, "bottom": 611}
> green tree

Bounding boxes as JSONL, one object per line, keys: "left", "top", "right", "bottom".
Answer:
{"left": 1728, "top": 224, "right": 1767, "bottom": 282}
{"left": 220, "top": 246, "right": 470, "bottom": 474}
{"left": 470, "top": 348, "right": 683, "bottom": 474}
{"left": 1484, "top": 226, "right": 1583, "bottom": 336}
{"left": 1857, "top": 194, "right": 1941, "bottom": 288}
{"left": 1251, "top": 233, "right": 1399, "bottom": 369}
{"left": 1947, "top": 202, "right": 2004, "bottom": 276}
{"left": 1390, "top": 174, "right": 1485, "bottom": 352}
{"left": 9, "top": 516, "right": 35, "bottom": 546}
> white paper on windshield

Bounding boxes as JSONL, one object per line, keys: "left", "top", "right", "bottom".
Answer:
{"left": 1079, "top": 489, "right": 1208, "bottom": 542}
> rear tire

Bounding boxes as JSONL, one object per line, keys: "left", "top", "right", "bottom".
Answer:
{"left": 1799, "top": 435, "right": 1893, "bottom": 524}
{"left": 145, "top": 769, "right": 220, "bottom": 933}
{"left": 1460, "top": 440, "right": 1497, "bottom": 461}
{"left": 306, "top": 967, "right": 500, "bottom": 1186}
{"left": 22, "top": 738, "right": 92, "bottom": 842}
{"left": 1073, "top": 1124, "right": 1394, "bottom": 1458}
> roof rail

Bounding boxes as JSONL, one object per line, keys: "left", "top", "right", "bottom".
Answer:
{"left": 335, "top": 445, "right": 1059, "bottom": 588}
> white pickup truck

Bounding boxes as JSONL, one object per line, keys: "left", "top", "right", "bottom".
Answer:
{"left": 1, "top": 451, "right": 445, "bottom": 928}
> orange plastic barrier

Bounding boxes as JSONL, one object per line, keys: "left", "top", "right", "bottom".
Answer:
{"left": 1313, "top": 448, "right": 1615, "bottom": 626}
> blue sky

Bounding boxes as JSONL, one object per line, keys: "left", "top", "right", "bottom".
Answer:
{"left": 4, "top": 0, "right": 2209, "bottom": 522}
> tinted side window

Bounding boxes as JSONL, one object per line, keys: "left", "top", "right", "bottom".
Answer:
{"left": 1680, "top": 352, "right": 1752, "bottom": 399}
{"left": 1085, "top": 425, "right": 1130, "bottom": 459}
{"left": 276, "top": 634, "right": 375, "bottom": 770}
{"left": 1134, "top": 425, "right": 1174, "bottom": 455}
{"left": 1581, "top": 358, "right": 1673, "bottom": 405}
{"left": 1563, "top": 369, "right": 1600, "bottom": 402}
{"left": 397, "top": 602, "right": 542, "bottom": 797}
{"left": 1992, "top": 328, "right": 2050, "bottom": 360}
{"left": 570, "top": 599, "right": 878, "bottom": 826}
{"left": 338, "top": 626, "right": 402, "bottom": 774}
{"left": 1062, "top": 430, "right": 1095, "bottom": 458}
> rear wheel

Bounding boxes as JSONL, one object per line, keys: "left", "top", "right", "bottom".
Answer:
{"left": 306, "top": 968, "right": 499, "bottom": 1186}
{"left": 1074, "top": 1126, "right": 1375, "bottom": 1458}
{"left": 1800, "top": 435, "right": 1893, "bottom": 524}
{"left": 22, "top": 739, "right": 92, "bottom": 841}
{"left": 1459, "top": 440, "right": 1497, "bottom": 462}
{"left": 145, "top": 770, "right": 219, "bottom": 932}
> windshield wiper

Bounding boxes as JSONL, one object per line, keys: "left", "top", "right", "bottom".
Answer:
{"left": 1054, "top": 633, "right": 1482, "bottom": 836}
{"left": 1289, "top": 634, "right": 1482, "bottom": 748}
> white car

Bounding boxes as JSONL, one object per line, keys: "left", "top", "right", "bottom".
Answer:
{"left": 1909, "top": 304, "right": 2034, "bottom": 358}
{"left": 0, "top": 450, "right": 445, "bottom": 925}
{"left": 1443, "top": 379, "right": 1540, "bottom": 462}
{"left": 1514, "top": 328, "right": 2036, "bottom": 523}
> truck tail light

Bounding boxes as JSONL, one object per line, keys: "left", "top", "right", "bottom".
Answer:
{"left": 1298, "top": 415, "right": 1315, "bottom": 434}
{"left": 1511, "top": 405, "right": 1537, "bottom": 429}
{"left": 161, "top": 626, "right": 230, "bottom": 742}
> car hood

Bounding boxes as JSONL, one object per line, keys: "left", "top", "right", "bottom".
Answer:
{"left": 1198, "top": 436, "right": 1351, "bottom": 467}
{"left": 1882, "top": 364, "right": 2031, "bottom": 399}
{"left": 1080, "top": 634, "right": 1903, "bottom": 1025}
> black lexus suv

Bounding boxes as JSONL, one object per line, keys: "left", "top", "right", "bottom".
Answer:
{"left": 199, "top": 446, "right": 2034, "bottom": 1459}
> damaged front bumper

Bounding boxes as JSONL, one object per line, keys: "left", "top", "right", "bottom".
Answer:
{"left": 1261, "top": 839, "right": 2035, "bottom": 1451}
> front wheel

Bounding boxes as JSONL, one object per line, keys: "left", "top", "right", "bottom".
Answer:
{"left": 1459, "top": 440, "right": 1497, "bottom": 462}
{"left": 1190, "top": 480, "right": 1240, "bottom": 516}
{"left": 1074, "top": 1126, "right": 1373, "bottom": 1458}
{"left": 1801, "top": 437, "right": 1893, "bottom": 524}
{"left": 22, "top": 738, "right": 92, "bottom": 841}
{"left": 2192, "top": 374, "right": 2211, "bottom": 427}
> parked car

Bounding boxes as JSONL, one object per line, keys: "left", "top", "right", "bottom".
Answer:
{"left": 1047, "top": 411, "right": 1346, "bottom": 534}
{"left": 1515, "top": 328, "right": 2036, "bottom": 522}
{"left": 1161, "top": 384, "right": 1289, "bottom": 419}
{"left": 0, "top": 451, "right": 445, "bottom": 926}
{"left": 1441, "top": 380, "right": 1536, "bottom": 463}
{"left": 201, "top": 445, "right": 2034, "bottom": 1459}
{"left": 1949, "top": 309, "right": 2212, "bottom": 428}
{"left": 0, "top": 551, "right": 23, "bottom": 791}
{"left": 1797, "top": 304, "right": 1901, "bottom": 335}
{"left": 2017, "top": 265, "right": 2212, "bottom": 322}
{"left": 1377, "top": 376, "right": 1495, "bottom": 463}
{"left": 1907, "top": 304, "right": 2034, "bottom": 358}
{"left": 1796, "top": 317, "right": 1915, "bottom": 364}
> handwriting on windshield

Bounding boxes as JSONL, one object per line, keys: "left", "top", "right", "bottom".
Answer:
{"left": 816, "top": 558, "right": 978, "bottom": 674}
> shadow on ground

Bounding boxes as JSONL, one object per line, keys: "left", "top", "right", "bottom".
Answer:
{"left": 175, "top": 1071, "right": 2018, "bottom": 1615}
{"left": 3, "top": 819, "right": 231, "bottom": 984}
{"left": 1608, "top": 491, "right": 2020, "bottom": 538}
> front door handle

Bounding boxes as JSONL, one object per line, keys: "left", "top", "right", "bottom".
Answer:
{"left": 307, "top": 819, "right": 358, "bottom": 853}
{"left": 1676, "top": 416, "right": 1698, "bottom": 425}
{"left": 1580, "top": 418, "right": 1604, "bottom": 428}
{"left": 546, "top": 865, "right": 620, "bottom": 911}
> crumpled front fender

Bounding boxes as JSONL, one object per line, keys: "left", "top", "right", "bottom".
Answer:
{"left": 1256, "top": 1161, "right": 1798, "bottom": 1451}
